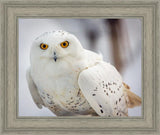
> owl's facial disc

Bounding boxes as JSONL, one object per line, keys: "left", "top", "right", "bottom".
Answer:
{"left": 32, "top": 30, "right": 84, "bottom": 64}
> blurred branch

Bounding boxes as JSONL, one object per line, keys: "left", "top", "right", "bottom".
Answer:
{"left": 81, "top": 19, "right": 100, "bottom": 51}
{"left": 105, "top": 19, "right": 124, "bottom": 72}
{"left": 105, "top": 19, "right": 134, "bottom": 73}
{"left": 87, "top": 29, "right": 99, "bottom": 51}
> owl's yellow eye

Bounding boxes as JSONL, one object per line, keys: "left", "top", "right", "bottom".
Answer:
{"left": 40, "top": 43, "right": 48, "bottom": 50}
{"left": 60, "top": 41, "right": 69, "bottom": 48}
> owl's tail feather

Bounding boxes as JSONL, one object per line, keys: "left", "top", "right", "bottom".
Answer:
{"left": 123, "top": 82, "right": 142, "bottom": 108}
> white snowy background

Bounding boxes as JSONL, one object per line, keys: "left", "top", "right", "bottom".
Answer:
{"left": 19, "top": 19, "right": 142, "bottom": 117}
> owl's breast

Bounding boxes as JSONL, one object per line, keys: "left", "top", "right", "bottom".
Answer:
{"left": 31, "top": 59, "right": 80, "bottom": 90}
{"left": 30, "top": 59, "right": 95, "bottom": 115}
{"left": 31, "top": 57, "right": 88, "bottom": 92}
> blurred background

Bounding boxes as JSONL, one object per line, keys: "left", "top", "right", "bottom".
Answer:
{"left": 19, "top": 18, "right": 142, "bottom": 117}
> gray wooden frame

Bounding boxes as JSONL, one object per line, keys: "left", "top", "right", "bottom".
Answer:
{"left": 0, "top": 0, "right": 159, "bottom": 135}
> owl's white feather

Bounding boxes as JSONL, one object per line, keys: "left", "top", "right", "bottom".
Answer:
{"left": 27, "top": 30, "right": 141, "bottom": 116}
{"left": 78, "top": 62, "right": 125, "bottom": 116}
{"left": 26, "top": 69, "right": 45, "bottom": 109}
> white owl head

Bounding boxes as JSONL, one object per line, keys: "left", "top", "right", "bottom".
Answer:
{"left": 30, "top": 30, "right": 83, "bottom": 63}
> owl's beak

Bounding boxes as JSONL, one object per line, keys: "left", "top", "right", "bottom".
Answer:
{"left": 53, "top": 52, "right": 57, "bottom": 62}
{"left": 54, "top": 56, "right": 57, "bottom": 62}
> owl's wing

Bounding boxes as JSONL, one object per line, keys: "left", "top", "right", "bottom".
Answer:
{"left": 78, "top": 62, "right": 125, "bottom": 116}
{"left": 26, "top": 68, "right": 45, "bottom": 109}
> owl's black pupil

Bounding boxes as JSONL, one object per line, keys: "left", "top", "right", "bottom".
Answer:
{"left": 63, "top": 43, "right": 66, "bottom": 46}
{"left": 43, "top": 45, "right": 46, "bottom": 48}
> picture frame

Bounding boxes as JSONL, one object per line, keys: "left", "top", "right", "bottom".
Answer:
{"left": 0, "top": 0, "right": 159, "bottom": 135}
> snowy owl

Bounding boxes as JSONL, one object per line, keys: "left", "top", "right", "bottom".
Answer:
{"left": 26, "top": 30, "right": 141, "bottom": 117}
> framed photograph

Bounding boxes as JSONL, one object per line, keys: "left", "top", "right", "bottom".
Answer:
{"left": 19, "top": 18, "right": 142, "bottom": 117}
{"left": 0, "top": 0, "right": 159, "bottom": 135}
